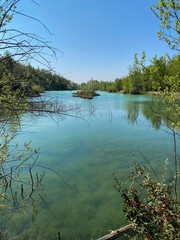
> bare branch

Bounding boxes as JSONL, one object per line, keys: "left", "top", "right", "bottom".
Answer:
{"left": 96, "top": 224, "right": 136, "bottom": 240}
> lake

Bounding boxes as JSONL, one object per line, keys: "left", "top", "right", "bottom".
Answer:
{"left": 1, "top": 91, "right": 177, "bottom": 240}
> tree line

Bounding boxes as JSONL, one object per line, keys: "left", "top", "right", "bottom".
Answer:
{"left": 80, "top": 52, "right": 180, "bottom": 94}
{"left": 0, "top": 53, "right": 78, "bottom": 97}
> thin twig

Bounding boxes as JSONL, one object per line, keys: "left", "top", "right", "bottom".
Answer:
{"left": 138, "top": 151, "right": 160, "bottom": 181}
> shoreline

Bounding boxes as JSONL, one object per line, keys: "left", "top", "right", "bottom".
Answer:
{"left": 95, "top": 90, "right": 162, "bottom": 96}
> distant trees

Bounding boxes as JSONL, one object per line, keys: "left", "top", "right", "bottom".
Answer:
{"left": 0, "top": 55, "right": 78, "bottom": 95}
{"left": 114, "top": 78, "right": 123, "bottom": 91}
{"left": 80, "top": 51, "right": 180, "bottom": 94}
{"left": 22, "top": 64, "right": 78, "bottom": 91}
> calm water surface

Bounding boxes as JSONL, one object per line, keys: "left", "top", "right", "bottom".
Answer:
{"left": 2, "top": 91, "right": 177, "bottom": 239}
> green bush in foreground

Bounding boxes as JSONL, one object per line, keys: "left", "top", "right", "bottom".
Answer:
{"left": 113, "top": 160, "right": 180, "bottom": 240}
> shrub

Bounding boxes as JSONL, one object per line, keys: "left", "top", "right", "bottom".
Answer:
{"left": 113, "top": 159, "right": 180, "bottom": 240}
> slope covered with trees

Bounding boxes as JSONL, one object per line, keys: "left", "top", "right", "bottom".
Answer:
{"left": 0, "top": 54, "right": 78, "bottom": 97}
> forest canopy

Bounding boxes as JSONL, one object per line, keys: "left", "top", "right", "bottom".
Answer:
{"left": 0, "top": 54, "right": 79, "bottom": 96}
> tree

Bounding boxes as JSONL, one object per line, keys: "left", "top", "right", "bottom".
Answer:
{"left": 150, "top": 0, "right": 180, "bottom": 51}
{"left": 148, "top": 1, "right": 180, "bottom": 133}
{"left": 114, "top": 78, "right": 123, "bottom": 91}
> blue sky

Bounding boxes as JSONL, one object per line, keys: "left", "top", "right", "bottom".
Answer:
{"left": 10, "top": 0, "right": 175, "bottom": 83}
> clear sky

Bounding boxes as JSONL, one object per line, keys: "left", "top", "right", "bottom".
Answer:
{"left": 10, "top": 0, "right": 175, "bottom": 84}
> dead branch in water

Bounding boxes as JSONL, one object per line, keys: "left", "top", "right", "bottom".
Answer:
{"left": 96, "top": 224, "right": 136, "bottom": 240}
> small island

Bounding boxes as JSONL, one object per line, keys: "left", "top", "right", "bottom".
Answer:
{"left": 72, "top": 89, "right": 100, "bottom": 99}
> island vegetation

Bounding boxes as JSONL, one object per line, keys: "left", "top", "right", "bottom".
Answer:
{"left": 73, "top": 88, "right": 100, "bottom": 99}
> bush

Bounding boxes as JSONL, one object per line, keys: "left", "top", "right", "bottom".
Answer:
{"left": 113, "top": 160, "right": 180, "bottom": 240}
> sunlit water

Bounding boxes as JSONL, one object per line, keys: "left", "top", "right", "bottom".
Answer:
{"left": 1, "top": 91, "right": 178, "bottom": 240}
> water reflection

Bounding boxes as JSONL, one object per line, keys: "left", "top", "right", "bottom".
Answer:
{"left": 5, "top": 91, "right": 171, "bottom": 132}
{"left": 123, "top": 100, "right": 163, "bottom": 130}
{"left": 0, "top": 92, "right": 177, "bottom": 240}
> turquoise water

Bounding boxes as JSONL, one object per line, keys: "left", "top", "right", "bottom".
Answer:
{"left": 1, "top": 91, "right": 177, "bottom": 239}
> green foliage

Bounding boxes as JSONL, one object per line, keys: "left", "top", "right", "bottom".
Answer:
{"left": 0, "top": 72, "right": 27, "bottom": 117}
{"left": 0, "top": 72, "right": 45, "bottom": 216}
{"left": 113, "top": 160, "right": 180, "bottom": 240}
{"left": 74, "top": 89, "right": 100, "bottom": 99}
{"left": 0, "top": 55, "right": 79, "bottom": 94}
{"left": 114, "top": 78, "right": 123, "bottom": 91}
{"left": 80, "top": 51, "right": 180, "bottom": 95}
{"left": 134, "top": 51, "right": 180, "bottom": 131}
{"left": 148, "top": 0, "right": 180, "bottom": 133}
{"left": 150, "top": 0, "right": 180, "bottom": 51}
{"left": 30, "top": 84, "right": 44, "bottom": 94}
{"left": 0, "top": 1, "right": 48, "bottom": 220}
{"left": 0, "top": 0, "right": 16, "bottom": 31}
{"left": 80, "top": 79, "right": 123, "bottom": 93}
